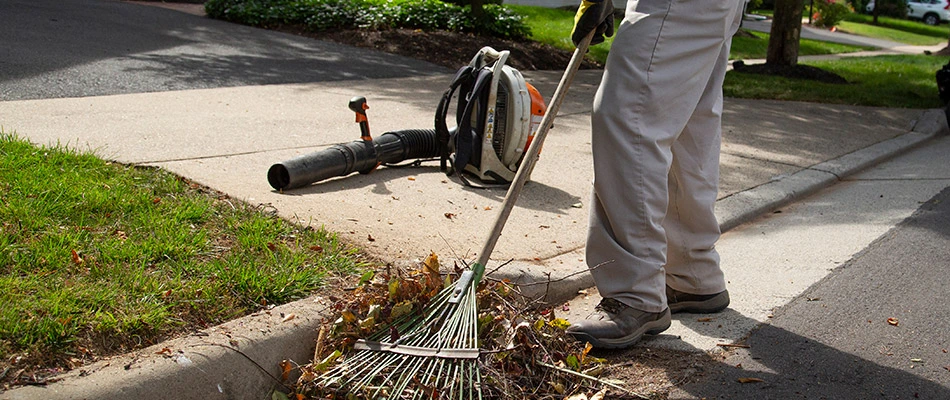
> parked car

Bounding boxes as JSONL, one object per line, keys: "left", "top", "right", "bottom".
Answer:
{"left": 866, "top": 0, "right": 950, "bottom": 25}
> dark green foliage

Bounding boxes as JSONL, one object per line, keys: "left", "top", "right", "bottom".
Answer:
{"left": 204, "top": 0, "right": 531, "bottom": 39}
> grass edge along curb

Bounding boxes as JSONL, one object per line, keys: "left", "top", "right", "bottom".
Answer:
{"left": 0, "top": 132, "right": 368, "bottom": 385}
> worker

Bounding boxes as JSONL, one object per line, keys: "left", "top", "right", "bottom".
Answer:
{"left": 566, "top": 0, "right": 744, "bottom": 349}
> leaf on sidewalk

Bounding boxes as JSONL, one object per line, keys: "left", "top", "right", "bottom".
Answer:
{"left": 737, "top": 377, "right": 764, "bottom": 383}
{"left": 887, "top": 317, "right": 899, "bottom": 326}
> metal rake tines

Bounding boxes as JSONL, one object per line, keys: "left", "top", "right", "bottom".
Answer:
{"left": 315, "top": 276, "right": 483, "bottom": 399}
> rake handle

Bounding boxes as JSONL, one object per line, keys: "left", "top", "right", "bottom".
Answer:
{"left": 472, "top": 32, "right": 594, "bottom": 283}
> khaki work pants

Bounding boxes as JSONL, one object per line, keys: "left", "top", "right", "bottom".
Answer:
{"left": 586, "top": 0, "right": 744, "bottom": 313}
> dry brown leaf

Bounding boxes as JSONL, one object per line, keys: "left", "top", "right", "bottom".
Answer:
{"left": 737, "top": 377, "right": 764, "bottom": 383}
{"left": 697, "top": 317, "right": 713, "bottom": 322}
{"left": 590, "top": 388, "right": 607, "bottom": 400}
{"left": 282, "top": 313, "right": 297, "bottom": 323}
{"left": 423, "top": 252, "right": 440, "bottom": 280}
{"left": 887, "top": 317, "right": 899, "bottom": 326}
{"left": 367, "top": 234, "right": 375, "bottom": 242}
{"left": 309, "top": 245, "right": 323, "bottom": 252}
{"left": 280, "top": 359, "right": 293, "bottom": 381}
{"left": 444, "top": 212, "right": 455, "bottom": 219}
{"left": 70, "top": 250, "right": 83, "bottom": 265}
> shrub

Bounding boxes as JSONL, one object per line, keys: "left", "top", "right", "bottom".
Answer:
{"left": 814, "top": 0, "right": 851, "bottom": 28}
{"left": 204, "top": 0, "right": 530, "bottom": 39}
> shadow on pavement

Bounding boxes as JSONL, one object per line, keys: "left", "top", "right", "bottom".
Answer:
{"left": 596, "top": 309, "right": 950, "bottom": 399}
{"left": 0, "top": 0, "right": 449, "bottom": 100}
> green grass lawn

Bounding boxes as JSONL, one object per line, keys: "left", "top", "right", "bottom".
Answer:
{"left": 508, "top": 5, "right": 616, "bottom": 64}
{"left": 510, "top": 5, "right": 875, "bottom": 64}
{"left": 0, "top": 133, "right": 366, "bottom": 368}
{"left": 730, "top": 29, "right": 874, "bottom": 60}
{"left": 724, "top": 54, "right": 945, "bottom": 108}
{"left": 840, "top": 13, "right": 950, "bottom": 46}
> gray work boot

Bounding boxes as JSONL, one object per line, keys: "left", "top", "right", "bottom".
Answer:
{"left": 666, "top": 285, "right": 730, "bottom": 314}
{"left": 566, "top": 298, "right": 671, "bottom": 349}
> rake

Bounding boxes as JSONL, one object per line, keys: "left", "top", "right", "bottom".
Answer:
{"left": 312, "top": 33, "right": 594, "bottom": 399}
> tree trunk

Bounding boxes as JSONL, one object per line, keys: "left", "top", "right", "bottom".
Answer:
{"left": 935, "top": 32, "right": 950, "bottom": 56}
{"left": 471, "top": 0, "right": 484, "bottom": 20}
{"left": 766, "top": 0, "right": 804, "bottom": 66}
{"left": 873, "top": 0, "right": 880, "bottom": 24}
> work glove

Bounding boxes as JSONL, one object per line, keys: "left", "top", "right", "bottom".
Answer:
{"left": 571, "top": 0, "right": 615, "bottom": 47}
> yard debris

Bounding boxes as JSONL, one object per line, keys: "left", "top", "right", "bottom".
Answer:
{"left": 70, "top": 250, "right": 83, "bottom": 265}
{"left": 737, "top": 377, "right": 764, "bottom": 384}
{"left": 291, "top": 253, "right": 641, "bottom": 399}
{"left": 887, "top": 317, "right": 899, "bottom": 326}
{"left": 716, "top": 343, "right": 750, "bottom": 349}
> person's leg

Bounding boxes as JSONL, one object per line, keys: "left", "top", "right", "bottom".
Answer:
{"left": 584, "top": 0, "right": 743, "bottom": 314}
{"left": 663, "top": 5, "right": 743, "bottom": 313}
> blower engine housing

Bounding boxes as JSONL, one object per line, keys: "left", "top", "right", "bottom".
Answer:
{"left": 464, "top": 48, "right": 547, "bottom": 183}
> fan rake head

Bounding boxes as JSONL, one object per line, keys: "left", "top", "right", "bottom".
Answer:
{"left": 311, "top": 270, "right": 483, "bottom": 399}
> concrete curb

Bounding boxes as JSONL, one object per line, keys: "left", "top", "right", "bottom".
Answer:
{"left": 4, "top": 110, "right": 946, "bottom": 400}
{"left": 4, "top": 296, "right": 332, "bottom": 400}
{"left": 717, "top": 108, "right": 948, "bottom": 232}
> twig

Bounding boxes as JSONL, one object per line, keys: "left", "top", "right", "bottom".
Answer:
{"left": 716, "top": 343, "right": 750, "bottom": 349}
{"left": 313, "top": 325, "right": 328, "bottom": 362}
{"left": 515, "top": 260, "right": 614, "bottom": 288}
{"left": 483, "top": 258, "right": 516, "bottom": 277}
{"left": 538, "top": 361, "right": 649, "bottom": 399}
{"left": 187, "top": 343, "right": 293, "bottom": 391}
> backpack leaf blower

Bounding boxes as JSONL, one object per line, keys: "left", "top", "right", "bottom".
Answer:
{"left": 267, "top": 47, "right": 546, "bottom": 191}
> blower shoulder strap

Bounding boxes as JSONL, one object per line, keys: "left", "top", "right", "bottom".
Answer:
{"left": 435, "top": 65, "right": 475, "bottom": 173}
{"left": 452, "top": 68, "right": 492, "bottom": 182}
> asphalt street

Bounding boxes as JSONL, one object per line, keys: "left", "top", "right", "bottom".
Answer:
{"left": 0, "top": 0, "right": 448, "bottom": 101}
{"left": 673, "top": 136, "right": 950, "bottom": 399}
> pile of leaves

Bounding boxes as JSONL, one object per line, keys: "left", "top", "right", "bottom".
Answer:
{"left": 286, "top": 253, "right": 640, "bottom": 399}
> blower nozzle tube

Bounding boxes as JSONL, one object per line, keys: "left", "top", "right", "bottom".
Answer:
{"left": 267, "top": 129, "right": 441, "bottom": 191}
